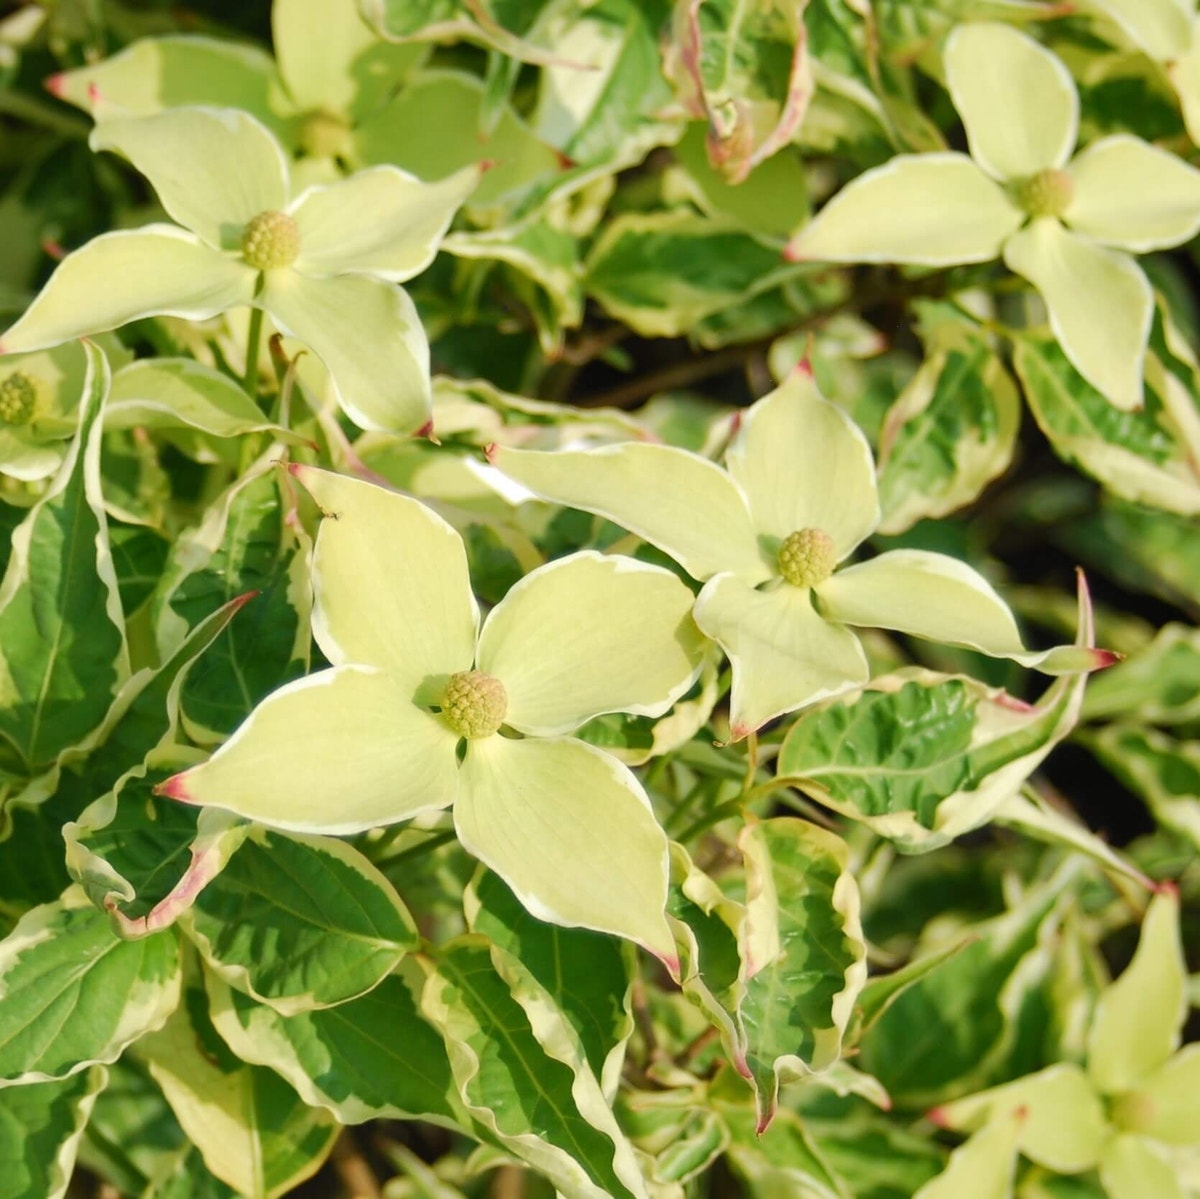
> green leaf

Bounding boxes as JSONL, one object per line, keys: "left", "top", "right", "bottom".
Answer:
{"left": 0, "top": 1065, "right": 107, "bottom": 1199}
{"left": 852, "top": 937, "right": 973, "bottom": 1041}
{"left": 137, "top": 984, "right": 339, "bottom": 1199}
{"left": 420, "top": 937, "right": 650, "bottom": 1199}
{"left": 64, "top": 771, "right": 248, "bottom": 937}
{"left": 617, "top": 1089, "right": 728, "bottom": 1184}
{"left": 1081, "top": 724, "right": 1200, "bottom": 851}
{"left": 736, "top": 818, "right": 867, "bottom": 1131}
{"left": 0, "top": 888, "right": 180, "bottom": 1085}
{"left": 153, "top": 463, "right": 310, "bottom": 740}
{"left": 363, "top": 0, "right": 556, "bottom": 61}
{"left": 855, "top": 865, "right": 1076, "bottom": 1107}
{"left": 0, "top": 341, "right": 127, "bottom": 772}
{"left": 182, "top": 827, "right": 418, "bottom": 1014}
{"left": 465, "top": 870, "right": 635, "bottom": 1096}
{"left": 206, "top": 960, "right": 466, "bottom": 1127}
{"left": 1014, "top": 333, "right": 1200, "bottom": 515}
{"left": 106, "top": 358, "right": 304, "bottom": 443}
{"left": 803, "top": 1109, "right": 945, "bottom": 1199}
{"left": 720, "top": 1101, "right": 852, "bottom": 1199}
{"left": 777, "top": 665, "right": 1085, "bottom": 851}
{"left": 1082, "top": 622, "right": 1200, "bottom": 724}
{"left": 877, "top": 341, "right": 1021, "bottom": 534}
{"left": 585, "top": 209, "right": 805, "bottom": 337}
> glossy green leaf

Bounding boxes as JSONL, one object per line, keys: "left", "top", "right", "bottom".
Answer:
{"left": 585, "top": 209, "right": 803, "bottom": 337}
{"left": 363, "top": 0, "right": 555, "bottom": 60}
{"left": 153, "top": 464, "right": 310, "bottom": 739}
{"left": 465, "top": 870, "right": 634, "bottom": 1097}
{"left": 736, "top": 818, "right": 867, "bottom": 1131}
{"left": 420, "top": 937, "right": 650, "bottom": 1199}
{"left": 0, "top": 888, "right": 180, "bottom": 1085}
{"left": 0, "top": 1065, "right": 106, "bottom": 1199}
{"left": 1014, "top": 333, "right": 1200, "bottom": 515}
{"left": 1082, "top": 623, "right": 1200, "bottom": 724}
{"left": 0, "top": 342, "right": 127, "bottom": 772}
{"left": 65, "top": 771, "right": 247, "bottom": 937}
{"left": 182, "top": 827, "right": 417, "bottom": 1014}
{"left": 877, "top": 342, "right": 1021, "bottom": 534}
{"left": 855, "top": 866, "right": 1075, "bottom": 1106}
{"left": 720, "top": 1101, "right": 851, "bottom": 1199}
{"left": 777, "top": 666, "right": 1084, "bottom": 851}
{"left": 138, "top": 985, "right": 339, "bottom": 1199}
{"left": 206, "top": 962, "right": 465, "bottom": 1127}
{"left": 1082, "top": 724, "right": 1200, "bottom": 850}
{"left": 618, "top": 1089, "right": 728, "bottom": 1184}
{"left": 106, "top": 358, "right": 302, "bottom": 442}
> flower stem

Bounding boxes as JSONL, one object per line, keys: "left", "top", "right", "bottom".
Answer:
{"left": 242, "top": 305, "right": 264, "bottom": 399}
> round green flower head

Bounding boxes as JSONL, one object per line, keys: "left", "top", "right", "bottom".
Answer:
{"left": 442, "top": 670, "right": 507, "bottom": 739}
{"left": 241, "top": 210, "right": 301, "bottom": 271}
{"left": 0, "top": 371, "right": 37, "bottom": 426}
{"left": 777, "top": 527, "right": 837, "bottom": 588}
{"left": 1012, "top": 168, "right": 1074, "bottom": 219}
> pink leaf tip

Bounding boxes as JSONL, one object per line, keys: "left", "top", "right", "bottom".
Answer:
{"left": 415, "top": 418, "right": 438, "bottom": 445}
{"left": 1091, "top": 648, "right": 1123, "bottom": 670}
{"left": 781, "top": 240, "right": 805, "bottom": 263}
{"left": 41, "top": 239, "right": 66, "bottom": 261}
{"left": 927, "top": 1106, "right": 949, "bottom": 1128}
{"left": 230, "top": 589, "right": 260, "bottom": 611}
{"left": 44, "top": 73, "right": 65, "bottom": 97}
{"left": 484, "top": 442, "right": 500, "bottom": 465}
{"left": 793, "top": 357, "right": 814, "bottom": 379}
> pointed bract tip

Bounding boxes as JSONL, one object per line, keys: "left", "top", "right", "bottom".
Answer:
{"left": 415, "top": 418, "right": 439, "bottom": 445}
{"left": 230, "top": 589, "right": 260, "bottom": 610}
{"left": 153, "top": 773, "right": 196, "bottom": 804}
{"left": 1091, "top": 648, "right": 1123, "bottom": 670}
{"left": 927, "top": 1106, "right": 949, "bottom": 1128}
{"left": 285, "top": 461, "right": 306, "bottom": 478}
{"left": 755, "top": 1107, "right": 776, "bottom": 1136}
{"left": 41, "top": 239, "right": 65, "bottom": 261}
{"left": 793, "top": 357, "right": 814, "bottom": 379}
{"left": 655, "top": 951, "right": 682, "bottom": 983}
{"left": 1154, "top": 879, "right": 1180, "bottom": 899}
{"left": 484, "top": 441, "right": 500, "bottom": 465}
{"left": 554, "top": 149, "right": 577, "bottom": 170}
{"left": 781, "top": 239, "right": 805, "bottom": 263}
{"left": 478, "top": 158, "right": 497, "bottom": 174}
{"left": 44, "top": 72, "right": 65, "bottom": 97}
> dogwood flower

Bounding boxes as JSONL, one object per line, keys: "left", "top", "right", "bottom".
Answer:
{"left": 492, "top": 367, "right": 1105, "bottom": 740}
{"left": 0, "top": 106, "right": 480, "bottom": 435}
{"left": 1082, "top": 0, "right": 1200, "bottom": 146}
{"left": 157, "top": 465, "right": 705, "bottom": 964}
{"left": 784, "top": 22, "right": 1200, "bottom": 411}
{"left": 930, "top": 887, "right": 1200, "bottom": 1199}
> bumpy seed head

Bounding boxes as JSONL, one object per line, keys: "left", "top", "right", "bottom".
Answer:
{"left": 777, "top": 527, "right": 837, "bottom": 588}
{"left": 0, "top": 372, "right": 37, "bottom": 426}
{"left": 241, "top": 210, "right": 300, "bottom": 271}
{"left": 1012, "top": 168, "right": 1074, "bottom": 218}
{"left": 299, "top": 110, "right": 352, "bottom": 160}
{"left": 441, "top": 670, "right": 507, "bottom": 739}
{"left": 1109, "top": 1088, "right": 1157, "bottom": 1134}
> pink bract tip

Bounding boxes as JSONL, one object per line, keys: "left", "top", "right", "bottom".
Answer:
{"left": 793, "top": 357, "right": 814, "bottom": 379}
{"left": 729, "top": 722, "right": 752, "bottom": 743}
{"left": 41, "top": 239, "right": 65, "bottom": 261}
{"left": 1154, "top": 879, "right": 1180, "bottom": 899}
{"left": 781, "top": 240, "right": 805, "bottom": 263}
{"left": 44, "top": 73, "right": 65, "bottom": 97}
{"left": 153, "top": 774, "right": 194, "bottom": 803}
{"left": 231, "top": 589, "right": 260, "bottom": 610}
{"left": 927, "top": 1106, "right": 949, "bottom": 1128}
{"left": 478, "top": 158, "right": 497, "bottom": 174}
{"left": 554, "top": 150, "right": 577, "bottom": 170}
{"left": 415, "top": 418, "right": 436, "bottom": 443}
{"left": 484, "top": 442, "right": 500, "bottom": 465}
{"left": 1091, "top": 648, "right": 1124, "bottom": 670}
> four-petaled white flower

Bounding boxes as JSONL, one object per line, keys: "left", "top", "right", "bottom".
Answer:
{"left": 493, "top": 366, "right": 1103, "bottom": 741}
{"left": 158, "top": 465, "right": 706, "bottom": 965}
{"left": 0, "top": 106, "right": 481, "bottom": 435}
{"left": 784, "top": 22, "right": 1200, "bottom": 412}
{"left": 931, "top": 887, "right": 1200, "bottom": 1199}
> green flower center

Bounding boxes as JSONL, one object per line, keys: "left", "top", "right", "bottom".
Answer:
{"left": 1109, "top": 1088, "right": 1157, "bottom": 1134}
{"left": 0, "top": 371, "right": 37, "bottom": 426}
{"left": 441, "top": 670, "right": 507, "bottom": 739}
{"left": 777, "top": 527, "right": 837, "bottom": 588}
{"left": 1012, "top": 168, "right": 1074, "bottom": 218}
{"left": 299, "top": 110, "right": 353, "bottom": 160}
{"left": 241, "top": 210, "right": 300, "bottom": 271}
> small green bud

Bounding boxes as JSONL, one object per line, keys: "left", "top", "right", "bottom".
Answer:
{"left": 442, "top": 670, "right": 507, "bottom": 739}
{"left": 0, "top": 371, "right": 37, "bottom": 426}
{"left": 299, "top": 110, "right": 353, "bottom": 160}
{"left": 241, "top": 210, "right": 300, "bottom": 271}
{"left": 777, "top": 528, "right": 837, "bottom": 588}
{"left": 1012, "top": 168, "right": 1074, "bottom": 218}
